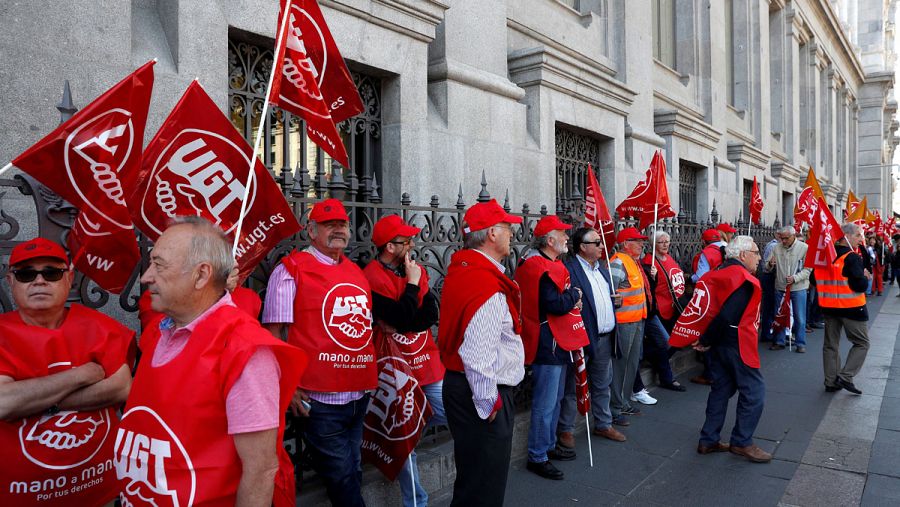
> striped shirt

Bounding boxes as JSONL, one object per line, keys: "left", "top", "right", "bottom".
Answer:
{"left": 459, "top": 250, "right": 526, "bottom": 419}
{"left": 261, "top": 246, "right": 365, "bottom": 405}
{"left": 576, "top": 255, "right": 616, "bottom": 334}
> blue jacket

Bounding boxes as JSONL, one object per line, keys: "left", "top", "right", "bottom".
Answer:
{"left": 564, "top": 255, "right": 621, "bottom": 359}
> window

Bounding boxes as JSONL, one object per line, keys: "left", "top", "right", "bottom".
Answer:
{"left": 782, "top": 191, "right": 794, "bottom": 226}
{"left": 555, "top": 125, "right": 601, "bottom": 214}
{"left": 559, "top": 0, "right": 580, "bottom": 9}
{"left": 742, "top": 179, "right": 753, "bottom": 222}
{"left": 652, "top": 0, "right": 676, "bottom": 68}
{"left": 679, "top": 162, "right": 698, "bottom": 221}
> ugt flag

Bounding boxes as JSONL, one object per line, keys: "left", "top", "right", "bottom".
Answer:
{"left": 362, "top": 333, "right": 433, "bottom": 481}
{"left": 771, "top": 282, "right": 793, "bottom": 336}
{"left": 124, "top": 81, "right": 301, "bottom": 282}
{"left": 616, "top": 150, "right": 676, "bottom": 231}
{"left": 804, "top": 197, "right": 844, "bottom": 270}
{"left": 749, "top": 176, "right": 763, "bottom": 225}
{"left": 584, "top": 164, "right": 616, "bottom": 252}
{"left": 794, "top": 168, "right": 825, "bottom": 230}
{"left": 572, "top": 348, "right": 591, "bottom": 415}
{"left": 10, "top": 61, "right": 155, "bottom": 293}
{"left": 270, "top": 0, "right": 364, "bottom": 167}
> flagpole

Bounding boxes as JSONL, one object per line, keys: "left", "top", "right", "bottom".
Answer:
{"left": 231, "top": 4, "right": 293, "bottom": 257}
{"left": 0, "top": 163, "right": 11, "bottom": 178}
{"left": 650, "top": 203, "right": 659, "bottom": 262}
{"left": 585, "top": 413, "right": 594, "bottom": 468}
{"left": 409, "top": 454, "right": 417, "bottom": 507}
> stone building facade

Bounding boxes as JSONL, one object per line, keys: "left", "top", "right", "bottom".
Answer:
{"left": 0, "top": 0, "right": 897, "bottom": 224}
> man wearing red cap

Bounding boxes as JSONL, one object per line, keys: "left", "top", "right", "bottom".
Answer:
{"left": 438, "top": 199, "right": 524, "bottom": 506}
{"left": 262, "top": 198, "right": 377, "bottom": 506}
{"left": 608, "top": 227, "right": 652, "bottom": 425}
{"left": 692, "top": 225, "right": 733, "bottom": 283}
{"left": 514, "top": 215, "right": 582, "bottom": 480}
{"left": 363, "top": 214, "right": 443, "bottom": 507}
{"left": 0, "top": 238, "right": 135, "bottom": 507}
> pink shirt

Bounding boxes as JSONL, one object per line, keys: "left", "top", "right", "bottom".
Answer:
{"left": 154, "top": 293, "right": 281, "bottom": 434}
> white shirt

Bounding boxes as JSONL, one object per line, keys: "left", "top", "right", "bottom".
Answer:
{"left": 576, "top": 255, "right": 616, "bottom": 334}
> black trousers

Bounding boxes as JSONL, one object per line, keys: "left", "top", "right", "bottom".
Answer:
{"left": 443, "top": 371, "right": 515, "bottom": 507}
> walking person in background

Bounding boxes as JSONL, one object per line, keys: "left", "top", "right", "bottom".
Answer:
{"left": 870, "top": 236, "right": 884, "bottom": 296}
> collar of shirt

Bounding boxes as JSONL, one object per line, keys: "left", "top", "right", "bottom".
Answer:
{"left": 306, "top": 246, "right": 341, "bottom": 266}
{"left": 377, "top": 257, "right": 404, "bottom": 277}
{"left": 472, "top": 248, "right": 507, "bottom": 273}
{"left": 160, "top": 292, "right": 235, "bottom": 333}
{"left": 577, "top": 254, "right": 599, "bottom": 272}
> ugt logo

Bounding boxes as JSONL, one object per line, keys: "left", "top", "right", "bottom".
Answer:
{"left": 679, "top": 281, "right": 710, "bottom": 325}
{"left": 141, "top": 129, "right": 257, "bottom": 236}
{"left": 390, "top": 331, "right": 429, "bottom": 356}
{"left": 322, "top": 283, "right": 373, "bottom": 351}
{"left": 364, "top": 357, "right": 428, "bottom": 441}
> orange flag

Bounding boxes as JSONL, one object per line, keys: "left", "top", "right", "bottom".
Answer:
{"left": 794, "top": 167, "right": 826, "bottom": 228}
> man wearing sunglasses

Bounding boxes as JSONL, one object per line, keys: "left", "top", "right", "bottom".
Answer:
{"left": 0, "top": 237, "right": 136, "bottom": 507}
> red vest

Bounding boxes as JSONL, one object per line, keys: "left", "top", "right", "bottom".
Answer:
{"left": 363, "top": 260, "right": 445, "bottom": 385}
{"left": 514, "top": 254, "right": 589, "bottom": 362}
{"left": 115, "top": 305, "right": 306, "bottom": 507}
{"left": 0, "top": 305, "right": 135, "bottom": 507}
{"left": 438, "top": 249, "right": 522, "bottom": 373}
{"left": 282, "top": 251, "right": 378, "bottom": 392}
{"left": 138, "top": 287, "right": 262, "bottom": 330}
{"left": 670, "top": 264, "right": 762, "bottom": 368}
{"left": 642, "top": 253, "right": 686, "bottom": 320}
{"left": 702, "top": 243, "right": 724, "bottom": 271}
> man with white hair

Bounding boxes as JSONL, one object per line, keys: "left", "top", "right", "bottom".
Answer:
{"left": 763, "top": 226, "right": 811, "bottom": 352}
{"left": 671, "top": 236, "right": 770, "bottom": 463}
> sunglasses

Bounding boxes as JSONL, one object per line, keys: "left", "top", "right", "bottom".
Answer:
{"left": 10, "top": 267, "right": 68, "bottom": 283}
{"left": 583, "top": 240, "right": 605, "bottom": 246}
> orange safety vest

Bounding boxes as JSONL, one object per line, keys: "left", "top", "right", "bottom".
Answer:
{"left": 815, "top": 252, "right": 867, "bottom": 309}
{"left": 611, "top": 253, "right": 649, "bottom": 323}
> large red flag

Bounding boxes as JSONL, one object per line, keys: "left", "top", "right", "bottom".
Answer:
{"left": 584, "top": 164, "right": 616, "bottom": 251}
{"left": 794, "top": 168, "right": 825, "bottom": 231}
{"left": 270, "top": 0, "right": 362, "bottom": 167}
{"left": 770, "top": 282, "right": 793, "bottom": 336}
{"left": 749, "top": 176, "right": 763, "bottom": 225}
{"left": 11, "top": 61, "right": 155, "bottom": 293}
{"left": 615, "top": 150, "right": 676, "bottom": 230}
{"left": 572, "top": 348, "right": 590, "bottom": 416}
{"left": 125, "top": 81, "right": 301, "bottom": 282}
{"left": 804, "top": 197, "right": 844, "bottom": 270}
{"left": 362, "top": 333, "right": 433, "bottom": 481}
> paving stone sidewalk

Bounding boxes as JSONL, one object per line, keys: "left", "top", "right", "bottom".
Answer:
{"left": 498, "top": 286, "right": 899, "bottom": 507}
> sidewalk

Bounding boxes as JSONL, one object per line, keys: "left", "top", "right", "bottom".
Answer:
{"left": 495, "top": 286, "right": 900, "bottom": 507}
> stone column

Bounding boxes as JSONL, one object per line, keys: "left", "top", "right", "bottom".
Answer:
{"left": 784, "top": 6, "right": 804, "bottom": 163}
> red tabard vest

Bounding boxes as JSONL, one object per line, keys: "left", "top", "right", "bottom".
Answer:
{"left": 115, "top": 305, "right": 307, "bottom": 507}
{"left": 514, "top": 254, "right": 589, "bottom": 362}
{"left": 363, "top": 260, "right": 445, "bottom": 385}
{"left": 282, "top": 250, "right": 378, "bottom": 392}
{"left": 0, "top": 305, "right": 135, "bottom": 507}
{"left": 669, "top": 264, "right": 762, "bottom": 368}
{"left": 438, "top": 249, "right": 522, "bottom": 372}
{"left": 642, "top": 253, "right": 686, "bottom": 320}
{"left": 702, "top": 243, "right": 724, "bottom": 271}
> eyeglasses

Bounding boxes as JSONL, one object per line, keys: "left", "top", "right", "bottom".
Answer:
{"left": 10, "top": 267, "right": 68, "bottom": 283}
{"left": 583, "top": 240, "right": 605, "bottom": 246}
{"left": 492, "top": 224, "right": 513, "bottom": 233}
{"left": 389, "top": 239, "right": 412, "bottom": 246}
{"left": 746, "top": 250, "right": 761, "bottom": 256}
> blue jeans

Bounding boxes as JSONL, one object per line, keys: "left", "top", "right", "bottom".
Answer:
{"left": 527, "top": 364, "right": 566, "bottom": 462}
{"left": 773, "top": 289, "right": 807, "bottom": 346}
{"left": 633, "top": 315, "right": 674, "bottom": 392}
{"left": 398, "top": 380, "right": 447, "bottom": 507}
{"left": 559, "top": 333, "right": 614, "bottom": 432}
{"left": 699, "top": 345, "right": 765, "bottom": 448}
{"left": 304, "top": 396, "right": 369, "bottom": 507}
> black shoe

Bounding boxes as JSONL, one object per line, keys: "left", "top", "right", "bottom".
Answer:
{"left": 659, "top": 381, "right": 687, "bottom": 392}
{"left": 547, "top": 446, "right": 576, "bottom": 461}
{"left": 526, "top": 460, "right": 564, "bottom": 480}
{"left": 836, "top": 377, "right": 862, "bottom": 395}
{"left": 811, "top": 322, "right": 825, "bottom": 329}
{"left": 621, "top": 406, "right": 642, "bottom": 416}
{"left": 769, "top": 344, "right": 785, "bottom": 351}
{"left": 825, "top": 385, "right": 841, "bottom": 392}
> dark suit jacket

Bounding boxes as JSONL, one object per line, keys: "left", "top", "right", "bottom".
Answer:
{"left": 564, "top": 255, "right": 620, "bottom": 359}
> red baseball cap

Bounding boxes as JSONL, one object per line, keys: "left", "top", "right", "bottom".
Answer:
{"left": 9, "top": 237, "right": 69, "bottom": 266}
{"left": 309, "top": 198, "right": 349, "bottom": 222}
{"left": 372, "top": 215, "right": 421, "bottom": 247}
{"left": 463, "top": 199, "right": 523, "bottom": 233}
{"left": 533, "top": 215, "right": 572, "bottom": 237}
{"left": 617, "top": 227, "right": 648, "bottom": 243}
{"left": 717, "top": 223, "right": 737, "bottom": 233}
{"left": 702, "top": 228, "right": 721, "bottom": 242}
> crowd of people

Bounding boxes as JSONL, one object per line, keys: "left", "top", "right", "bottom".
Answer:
{"left": 0, "top": 197, "right": 884, "bottom": 507}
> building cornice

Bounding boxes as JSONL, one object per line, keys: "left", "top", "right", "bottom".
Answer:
{"left": 653, "top": 108, "right": 722, "bottom": 151}
{"left": 322, "top": 0, "right": 448, "bottom": 43}
{"left": 727, "top": 141, "right": 770, "bottom": 171}
{"left": 808, "top": 0, "right": 865, "bottom": 83}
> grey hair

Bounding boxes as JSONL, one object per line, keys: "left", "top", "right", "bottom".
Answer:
{"left": 464, "top": 227, "right": 490, "bottom": 249}
{"left": 653, "top": 230, "right": 670, "bottom": 243}
{"left": 778, "top": 226, "right": 796, "bottom": 236}
{"left": 841, "top": 222, "right": 861, "bottom": 237}
{"left": 725, "top": 235, "right": 756, "bottom": 259}
{"left": 530, "top": 234, "right": 551, "bottom": 250}
{"left": 170, "top": 216, "right": 235, "bottom": 287}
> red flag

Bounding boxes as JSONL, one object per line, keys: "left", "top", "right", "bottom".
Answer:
{"left": 615, "top": 150, "right": 676, "bottom": 230}
{"left": 11, "top": 61, "right": 155, "bottom": 293}
{"left": 770, "top": 282, "right": 793, "bottom": 335}
{"left": 749, "top": 176, "right": 763, "bottom": 225}
{"left": 362, "top": 334, "right": 433, "bottom": 481}
{"left": 270, "top": 0, "right": 362, "bottom": 167}
{"left": 125, "top": 81, "right": 301, "bottom": 282}
{"left": 572, "top": 348, "right": 590, "bottom": 416}
{"left": 584, "top": 164, "right": 616, "bottom": 251}
{"left": 804, "top": 197, "right": 844, "bottom": 269}
{"left": 794, "top": 168, "right": 826, "bottom": 231}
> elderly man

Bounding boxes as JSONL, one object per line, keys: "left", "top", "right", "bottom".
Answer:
{"left": 515, "top": 215, "right": 581, "bottom": 480}
{"left": 558, "top": 227, "right": 625, "bottom": 444}
{"left": 117, "top": 217, "right": 305, "bottom": 507}
{"left": 764, "top": 227, "right": 811, "bottom": 352}
{"left": 439, "top": 199, "right": 524, "bottom": 507}
{"left": 0, "top": 238, "right": 135, "bottom": 507}
{"left": 691, "top": 228, "right": 726, "bottom": 283}
{"left": 671, "top": 236, "right": 770, "bottom": 463}
{"left": 363, "top": 214, "right": 443, "bottom": 507}
{"left": 609, "top": 227, "right": 652, "bottom": 425}
{"left": 816, "top": 223, "right": 871, "bottom": 394}
{"left": 262, "top": 198, "right": 377, "bottom": 506}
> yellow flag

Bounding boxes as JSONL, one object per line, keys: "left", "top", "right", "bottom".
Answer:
{"left": 846, "top": 196, "right": 868, "bottom": 222}
{"left": 845, "top": 190, "right": 859, "bottom": 216}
